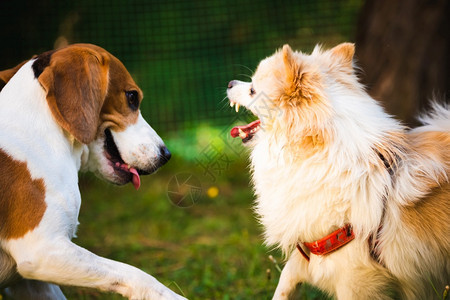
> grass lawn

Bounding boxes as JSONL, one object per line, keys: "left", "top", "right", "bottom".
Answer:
{"left": 60, "top": 152, "right": 329, "bottom": 299}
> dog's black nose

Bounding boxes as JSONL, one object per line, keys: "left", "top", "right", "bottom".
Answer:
{"left": 228, "top": 80, "right": 237, "bottom": 89}
{"left": 159, "top": 146, "right": 171, "bottom": 163}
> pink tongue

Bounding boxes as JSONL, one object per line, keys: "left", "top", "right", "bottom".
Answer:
{"left": 115, "top": 162, "right": 141, "bottom": 190}
{"left": 230, "top": 119, "right": 261, "bottom": 138}
{"left": 129, "top": 168, "right": 141, "bottom": 190}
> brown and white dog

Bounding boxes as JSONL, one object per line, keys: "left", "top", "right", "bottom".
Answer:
{"left": 0, "top": 44, "right": 185, "bottom": 299}
{"left": 227, "top": 43, "right": 450, "bottom": 299}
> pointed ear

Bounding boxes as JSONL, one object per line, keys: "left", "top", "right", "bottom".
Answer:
{"left": 330, "top": 43, "right": 355, "bottom": 68}
{"left": 282, "top": 44, "right": 299, "bottom": 83}
{"left": 0, "top": 58, "right": 33, "bottom": 91}
{"left": 282, "top": 44, "right": 305, "bottom": 98}
{"left": 36, "top": 47, "right": 109, "bottom": 144}
{"left": 281, "top": 44, "right": 319, "bottom": 101}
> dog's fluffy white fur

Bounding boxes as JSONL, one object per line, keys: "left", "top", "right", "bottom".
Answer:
{"left": 227, "top": 43, "right": 449, "bottom": 299}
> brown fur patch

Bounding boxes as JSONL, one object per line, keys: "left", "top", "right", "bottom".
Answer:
{"left": 35, "top": 44, "right": 142, "bottom": 143}
{"left": 280, "top": 44, "right": 324, "bottom": 105}
{"left": 401, "top": 183, "right": 450, "bottom": 245}
{"left": 99, "top": 53, "right": 142, "bottom": 132}
{"left": 409, "top": 130, "right": 450, "bottom": 189}
{"left": 330, "top": 43, "right": 355, "bottom": 68}
{"left": 36, "top": 46, "right": 110, "bottom": 144}
{"left": 276, "top": 45, "right": 333, "bottom": 159}
{"left": 400, "top": 130, "right": 450, "bottom": 243}
{"left": 295, "top": 135, "right": 326, "bottom": 160}
{"left": 0, "top": 149, "right": 47, "bottom": 239}
{"left": 75, "top": 44, "right": 142, "bottom": 133}
{"left": 409, "top": 131, "right": 450, "bottom": 170}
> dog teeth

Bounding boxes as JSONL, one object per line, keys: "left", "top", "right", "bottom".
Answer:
{"left": 238, "top": 128, "right": 247, "bottom": 139}
{"left": 229, "top": 101, "right": 241, "bottom": 112}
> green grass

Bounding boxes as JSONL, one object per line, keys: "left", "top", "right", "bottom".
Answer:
{"left": 61, "top": 151, "right": 329, "bottom": 299}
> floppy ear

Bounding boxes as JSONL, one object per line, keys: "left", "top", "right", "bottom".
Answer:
{"left": 330, "top": 43, "right": 355, "bottom": 68}
{"left": 0, "top": 59, "right": 32, "bottom": 91}
{"left": 36, "top": 47, "right": 109, "bottom": 144}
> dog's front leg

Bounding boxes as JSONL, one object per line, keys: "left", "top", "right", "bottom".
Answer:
{"left": 272, "top": 250, "right": 308, "bottom": 300}
{"left": 7, "top": 237, "right": 186, "bottom": 300}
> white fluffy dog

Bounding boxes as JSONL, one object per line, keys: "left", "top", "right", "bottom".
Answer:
{"left": 227, "top": 43, "right": 449, "bottom": 299}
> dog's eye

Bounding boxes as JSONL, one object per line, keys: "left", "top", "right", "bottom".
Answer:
{"left": 126, "top": 91, "right": 139, "bottom": 111}
{"left": 250, "top": 87, "right": 256, "bottom": 96}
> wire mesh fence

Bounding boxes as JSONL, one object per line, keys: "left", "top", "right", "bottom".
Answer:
{"left": 0, "top": 0, "right": 363, "bottom": 133}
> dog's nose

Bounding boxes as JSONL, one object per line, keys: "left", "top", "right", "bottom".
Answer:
{"left": 228, "top": 80, "right": 237, "bottom": 89}
{"left": 159, "top": 146, "right": 171, "bottom": 163}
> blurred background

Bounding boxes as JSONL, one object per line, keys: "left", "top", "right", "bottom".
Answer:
{"left": 0, "top": 0, "right": 448, "bottom": 299}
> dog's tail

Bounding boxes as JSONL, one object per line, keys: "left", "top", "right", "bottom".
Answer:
{"left": 418, "top": 101, "right": 450, "bottom": 132}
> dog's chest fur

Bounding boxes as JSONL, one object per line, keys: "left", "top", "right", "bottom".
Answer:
{"left": 250, "top": 137, "right": 357, "bottom": 252}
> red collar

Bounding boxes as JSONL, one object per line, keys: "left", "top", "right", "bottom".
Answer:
{"left": 297, "top": 224, "right": 354, "bottom": 261}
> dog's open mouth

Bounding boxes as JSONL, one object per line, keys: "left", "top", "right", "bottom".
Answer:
{"left": 104, "top": 129, "right": 142, "bottom": 190}
{"left": 229, "top": 101, "right": 261, "bottom": 143}
{"left": 230, "top": 120, "right": 261, "bottom": 143}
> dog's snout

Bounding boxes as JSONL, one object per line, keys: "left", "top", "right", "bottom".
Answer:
{"left": 159, "top": 146, "right": 171, "bottom": 163}
{"left": 228, "top": 80, "right": 237, "bottom": 89}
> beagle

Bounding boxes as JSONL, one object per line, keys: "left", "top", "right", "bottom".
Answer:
{"left": 0, "top": 44, "right": 186, "bottom": 299}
